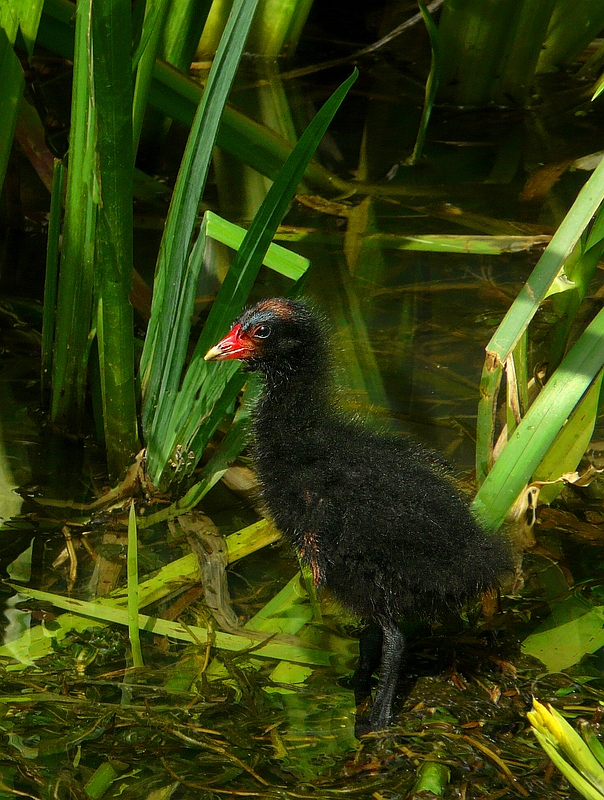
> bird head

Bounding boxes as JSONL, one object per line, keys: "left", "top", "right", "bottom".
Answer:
{"left": 204, "top": 297, "right": 325, "bottom": 375}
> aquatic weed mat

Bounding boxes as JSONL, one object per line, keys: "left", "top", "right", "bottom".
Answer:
{"left": 0, "top": 628, "right": 597, "bottom": 800}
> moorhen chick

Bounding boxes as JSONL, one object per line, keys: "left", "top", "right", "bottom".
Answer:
{"left": 205, "top": 297, "right": 511, "bottom": 731}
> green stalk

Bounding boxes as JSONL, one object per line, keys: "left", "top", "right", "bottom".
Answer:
{"left": 51, "top": 0, "right": 96, "bottom": 429}
{"left": 514, "top": 330, "right": 529, "bottom": 416}
{"left": 537, "top": 0, "right": 604, "bottom": 73}
{"left": 127, "top": 503, "right": 143, "bottom": 668}
{"left": 247, "top": 0, "right": 314, "bottom": 57}
{"left": 475, "top": 153, "right": 604, "bottom": 481}
{"left": 411, "top": 762, "right": 450, "bottom": 796}
{"left": 38, "top": 0, "right": 352, "bottom": 196}
{"left": 161, "top": 0, "right": 212, "bottom": 70}
{"left": 197, "top": 0, "right": 230, "bottom": 57}
{"left": 0, "top": 26, "right": 24, "bottom": 196}
{"left": 473, "top": 306, "right": 604, "bottom": 530}
{"left": 408, "top": 0, "right": 440, "bottom": 164}
{"left": 437, "top": 0, "right": 518, "bottom": 106}
{"left": 84, "top": 762, "right": 118, "bottom": 800}
{"left": 0, "top": 0, "right": 44, "bottom": 56}
{"left": 140, "top": 0, "right": 262, "bottom": 435}
{"left": 92, "top": 0, "right": 139, "bottom": 477}
{"left": 280, "top": 0, "right": 315, "bottom": 56}
{"left": 41, "top": 158, "right": 65, "bottom": 398}
{"left": 199, "top": 0, "right": 314, "bottom": 58}
{"left": 134, "top": 0, "right": 210, "bottom": 161}
{"left": 492, "top": 0, "right": 556, "bottom": 103}
{"left": 132, "top": 0, "right": 172, "bottom": 154}
{"left": 475, "top": 354, "right": 503, "bottom": 484}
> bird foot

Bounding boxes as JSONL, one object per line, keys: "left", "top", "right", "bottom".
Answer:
{"left": 368, "top": 709, "right": 393, "bottom": 732}
{"left": 354, "top": 706, "right": 394, "bottom": 737}
{"left": 354, "top": 715, "right": 395, "bottom": 737}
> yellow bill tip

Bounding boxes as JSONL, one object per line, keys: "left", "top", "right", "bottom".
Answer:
{"left": 204, "top": 345, "right": 224, "bottom": 362}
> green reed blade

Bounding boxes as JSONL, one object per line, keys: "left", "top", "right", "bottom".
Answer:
{"left": 161, "top": 0, "right": 212, "bottom": 71}
{"left": 142, "top": 215, "right": 212, "bottom": 481}
{"left": 8, "top": 585, "right": 332, "bottom": 666}
{"left": 537, "top": 0, "right": 604, "bottom": 74}
{"left": 473, "top": 305, "right": 604, "bottom": 531}
{"left": 84, "top": 763, "right": 119, "bottom": 800}
{"left": 475, "top": 153, "right": 604, "bottom": 483}
{"left": 437, "top": 0, "right": 517, "bottom": 106}
{"left": 492, "top": 0, "right": 555, "bottom": 103}
{"left": 50, "top": 0, "right": 96, "bottom": 430}
{"left": 92, "top": 0, "right": 139, "bottom": 476}
{"left": 206, "top": 211, "right": 308, "bottom": 279}
{"left": 486, "top": 156, "right": 604, "bottom": 364}
{"left": 132, "top": 0, "right": 171, "bottom": 154}
{"left": 127, "top": 503, "right": 144, "bottom": 668}
{"left": 39, "top": 0, "right": 351, "bottom": 195}
{"left": 140, "top": 0, "right": 261, "bottom": 435}
{"left": 143, "top": 377, "right": 256, "bottom": 523}
{"left": 0, "top": 0, "right": 44, "bottom": 56}
{"left": 408, "top": 0, "right": 440, "bottom": 164}
{"left": 0, "top": 27, "right": 24, "bottom": 196}
{"left": 41, "top": 158, "right": 65, "bottom": 398}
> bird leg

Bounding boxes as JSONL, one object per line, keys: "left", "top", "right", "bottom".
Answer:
{"left": 354, "top": 623, "right": 383, "bottom": 706}
{"left": 368, "top": 622, "right": 405, "bottom": 731}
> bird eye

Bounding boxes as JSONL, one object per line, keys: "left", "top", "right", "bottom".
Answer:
{"left": 253, "top": 325, "right": 271, "bottom": 339}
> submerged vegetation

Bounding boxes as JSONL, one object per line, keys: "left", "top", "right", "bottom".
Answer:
{"left": 2, "top": 0, "right": 604, "bottom": 796}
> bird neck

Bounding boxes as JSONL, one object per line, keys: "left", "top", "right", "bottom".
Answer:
{"left": 256, "top": 350, "right": 332, "bottom": 428}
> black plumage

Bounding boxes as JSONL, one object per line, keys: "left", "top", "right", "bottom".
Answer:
{"left": 205, "top": 297, "right": 511, "bottom": 731}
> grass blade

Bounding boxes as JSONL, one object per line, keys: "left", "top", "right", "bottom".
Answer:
{"left": 41, "top": 158, "right": 65, "bottom": 398}
{"left": 7, "top": 585, "right": 332, "bottom": 666}
{"left": 127, "top": 503, "right": 144, "bottom": 668}
{"left": 0, "top": 26, "right": 24, "bottom": 196}
{"left": 92, "top": 0, "right": 139, "bottom": 476}
{"left": 140, "top": 0, "right": 262, "bottom": 434}
{"left": 408, "top": 0, "right": 440, "bottom": 164}
{"left": 473, "top": 306, "right": 604, "bottom": 530}
{"left": 38, "top": 0, "right": 352, "bottom": 195}
{"left": 50, "top": 0, "right": 96, "bottom": 429}
{"left": 206, "top": 210, "right": 308, "bottom": 279}
{"left": 476, "top": 154, "right": 604, "bottom": 482}
{"left": 145, "top": 376, "right": 258, "bottom": 523}
{"left": 132, "top": 0, "right": 172, "bottom": 154}
{"left": 0, "top": 0, "right": 44, "bottom": 56}
{"left": 486, "top": 156, "right": 604, "bottom": 363}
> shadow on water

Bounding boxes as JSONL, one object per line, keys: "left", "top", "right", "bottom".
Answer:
{"left": 3, "top": 52, "right": 604, "bottom": 800}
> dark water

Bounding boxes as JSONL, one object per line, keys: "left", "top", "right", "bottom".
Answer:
{"left": 2, "top": 53, "right": 604, "bottom": 800}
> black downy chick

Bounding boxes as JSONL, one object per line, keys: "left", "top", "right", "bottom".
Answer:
{"left": 205, "top": 297, "right": 511, "bottom": 731}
